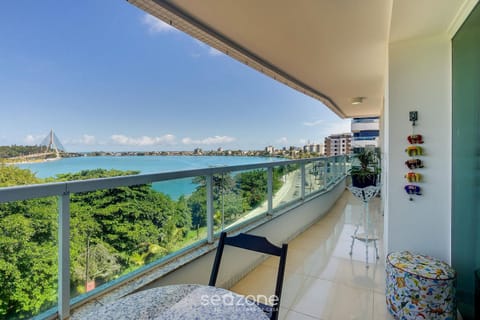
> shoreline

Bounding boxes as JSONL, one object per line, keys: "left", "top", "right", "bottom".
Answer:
{"left": 3, "top": 153, "right": 287, "bottom": 166}
{"left": 3, "top": 157, "right": 61, "bottom": 166}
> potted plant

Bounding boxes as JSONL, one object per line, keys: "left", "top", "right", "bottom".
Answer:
{"left": 350, "top": 149, "right": 380, "bottom": 188}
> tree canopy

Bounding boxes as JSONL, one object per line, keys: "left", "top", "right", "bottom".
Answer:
{"left": 0, "top": 165, "right": 289, "bottom": 319}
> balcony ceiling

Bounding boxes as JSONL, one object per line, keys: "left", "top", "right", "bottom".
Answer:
{"left": 128, "top": 0, "right": 470, "bottom": 118}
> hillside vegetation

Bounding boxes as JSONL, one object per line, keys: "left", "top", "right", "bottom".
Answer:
{"left": 0, "top": 164, "right": 295, "bottom": 318}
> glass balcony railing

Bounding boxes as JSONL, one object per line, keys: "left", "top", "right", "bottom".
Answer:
{"left": 271, "top": 163, "right": 301, "bottom": 210}
{"left": 0, "top": 155, "right": 348, "bottom": 319}
{"left": 0, "top": 196, "right": 59, "bottom": 319}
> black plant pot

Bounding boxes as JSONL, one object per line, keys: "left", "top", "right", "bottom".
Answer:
{"left": 351, "top": 174, "right": 377, "bottom": 188}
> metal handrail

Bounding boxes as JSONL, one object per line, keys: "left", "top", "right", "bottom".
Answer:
{"left": 1, "top": 156, "right": 332, "bottom": 203}
{"left": 0, "top": 155, "right": 348, "bottom": 319}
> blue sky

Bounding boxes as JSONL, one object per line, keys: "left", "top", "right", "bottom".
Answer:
{"left": 0, "top": 1, "right": 350, "bottom": 152}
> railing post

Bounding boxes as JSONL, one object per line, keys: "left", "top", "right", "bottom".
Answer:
{"left": 336, "top": 157, "right": 339, "bottom": 179}
{"left": 300, "top": 163, "right": 306, "bottom": 199}
{"left": 332, "top": 157, "right": 336, "bottom": 182}
{"left": 324, "top": 159, "right": 329, "bottom": 189}
{"left": 58, "top": 192, "right": 70, "bottom": 320}
{"left": 206, "top": 175, "right": 214, "bottom": 243}
{"left": 339, "top": 156, "right": 343, "bottom": 176}
{"left": 267, "top": 167, "right": 273, "bottom": 215}
{"left": 337, "top": 156, "right": 341, "bottom": 180}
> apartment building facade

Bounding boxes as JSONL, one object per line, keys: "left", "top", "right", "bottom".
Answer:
{"left": 324, "top": 133, "right": 352, "bottom": 156}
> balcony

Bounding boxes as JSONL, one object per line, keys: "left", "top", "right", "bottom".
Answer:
{"left": 230, "top": 191, "right": 389, "bottom": 320}
{"left": 2, "top": 0, "right": 479, "bottom": 318}
{"left": 0, "top": 155, "right": 350, "bottom": 319}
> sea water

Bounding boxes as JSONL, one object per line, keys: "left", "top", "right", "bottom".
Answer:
{"left": 18, "top": 156, "right": 280, "bottom": 199}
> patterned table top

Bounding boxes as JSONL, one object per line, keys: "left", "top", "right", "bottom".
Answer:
{"left": 83, "top": 284, "right": 269, "bottom": 320}
{"left": 387, "top": 251, "right": 456, "bottom": 280}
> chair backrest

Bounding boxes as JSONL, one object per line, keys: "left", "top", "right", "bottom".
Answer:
{"left": 209, "top": 232, "right": 288, "bottom": 320}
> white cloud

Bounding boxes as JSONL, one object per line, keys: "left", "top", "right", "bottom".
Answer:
{"left": 192, "top": 39, "right": 223, "bottom": 57}
{"left": 303, "top": 119, "right": 324, "bottom": 127}
{"left": 208, "top": 47, "right": 222, "bottom": 56}
{"left": 71, "top": 134, "right": 96, "bottom": 145}
{"left": 141, "top": 14, "right": 176, "bottom": 34}
{"left": 276, "top": 137, "right": 288, "bottom": 144}
{"left": 324, "top": 120, "right": 351, "bottom": 135}
{"left": 81, "top": 134, "right": 96, "bottom": 145}
{"left": 182, "top": 135, "right": 235, "bottom": 145}
{"left": 111, "top": 134, "right": 176, "bottom": 146}
{"left": 24, "top": 134, "right": 44, "bottom": 144}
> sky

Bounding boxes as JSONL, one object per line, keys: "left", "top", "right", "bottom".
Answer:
{"left": 0, "top": 1, "right": 350, "bottom": 152}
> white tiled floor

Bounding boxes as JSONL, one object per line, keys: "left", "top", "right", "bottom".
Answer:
{"left": 230, "top": 191, "right": 394, "bottom": 320}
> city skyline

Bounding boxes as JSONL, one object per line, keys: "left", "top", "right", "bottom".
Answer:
{"left": 0, "top": 1, "right": 350, "bottom": 152}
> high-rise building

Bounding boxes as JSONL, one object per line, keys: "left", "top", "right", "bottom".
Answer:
{"left": 324, "top": 133, "right": 352, "bottom": 156}
{"left": 351, "top": 117, "right": 380, "bottom": 152}
{"left": 302, "top": 143, "right": 323, "bottom": 154}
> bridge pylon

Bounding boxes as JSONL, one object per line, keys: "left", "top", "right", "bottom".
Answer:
{"left": 40, "top": 129, "right": 65, "bottom": 155}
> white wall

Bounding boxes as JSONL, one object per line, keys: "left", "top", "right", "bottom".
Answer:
{"left": 386, "top": 34, "right": 452, "bottom": 262}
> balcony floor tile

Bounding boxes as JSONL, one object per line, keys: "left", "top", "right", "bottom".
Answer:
{"left": 230, "top": 191, "right": 391, "bottom": 320}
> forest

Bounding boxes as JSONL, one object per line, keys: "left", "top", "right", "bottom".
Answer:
{"left": 0, "top": 164, "right": 294, "bottom": 319}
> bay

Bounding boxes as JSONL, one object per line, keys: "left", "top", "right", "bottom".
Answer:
{"left": 18, "top": 156, "right": 281, "bottom": 199}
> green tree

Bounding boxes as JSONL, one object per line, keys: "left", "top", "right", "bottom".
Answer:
{"left": 0, "top": 166, "right": 195, "bottom": 318}
{"left": 0, "top": 165, "right": 57, "bottom": 319}
{"left": 0, "top": 145, "right": 46, "bottom": 159}
{"left": 64, "top": 169, "right": 192, "bottom": 284}
{"left": 0, "top": 164, "right": 39, "bottom": 186}
{"left": 215, "top": 191, "right": 243, "bottom": 225}
{"left": 72, "top": 241, "right": 120, "bottom": 292}
{"left": 236, "top": 170, "right": 268, "bottom": 209}
{"left": 187, "top": 185, "right": 207, "bottom": 228}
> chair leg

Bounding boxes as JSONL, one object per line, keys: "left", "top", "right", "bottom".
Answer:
{"left": 374, "top": 240, "right": 379, "bottom": 260}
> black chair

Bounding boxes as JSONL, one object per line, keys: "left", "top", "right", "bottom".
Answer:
{"left": 209, "top": 232, "right": 288, "bottom": 320}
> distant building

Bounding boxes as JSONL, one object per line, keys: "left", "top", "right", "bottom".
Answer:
{"left": 351, "top": 117, "right": 380, "bottom": 152}
{"left": 324, "top": 133, "right": 352, "bottom": 156}
{"left": 303, "top": 143, "right": 323, "bottom": 155}
{"left": 193, "top": 148, "right": 203, "bottom": 155}
{"left": 265, "top": 145, "right": 275, "bottom": 154}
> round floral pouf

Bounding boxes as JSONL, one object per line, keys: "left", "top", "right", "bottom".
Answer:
{"left": 386, "top": 251, "right": 456, "bottom": 319}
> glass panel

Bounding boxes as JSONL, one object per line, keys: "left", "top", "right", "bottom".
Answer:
{"left": 330, "top": 157, "right": 338, "bottom": 184}
{"left": 305, "top": 160, "right": 325, "bottom": 195}
{"left": 213, "top": 169, "right": 268, "bottom": 232}
{"left": 69, "top": 173, "right": 206, "bottom": 300}
{"left": 153, "top": 177, "right": 198, "bottom": 200}
{"left": 0, "top": 197, "right": 58, "bottom": 319}
{"left": 152, "top": 175, "right": 206, "bottom": 248}
{"left": 332, "top": 157, "right": 341, "bottom": 181}
{"left": 325, "top": 158, "right": 333, "bottom": 187}
{"left": 271, "top": 164, "right": 301, "bottom": 210}
{"left": 452, "top": 5, "right": 480, "bottom": 317}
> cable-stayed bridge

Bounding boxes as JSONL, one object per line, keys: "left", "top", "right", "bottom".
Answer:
{"left": 40, "top": 129, "right": 65, "bottom": 154}
{"left": 3, "top": 130, "right": 65, "bottom": 163}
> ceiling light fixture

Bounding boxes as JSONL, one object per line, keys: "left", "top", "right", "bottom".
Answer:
{"left": 351, "top": 97, "right": 365, "bottom": 105}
